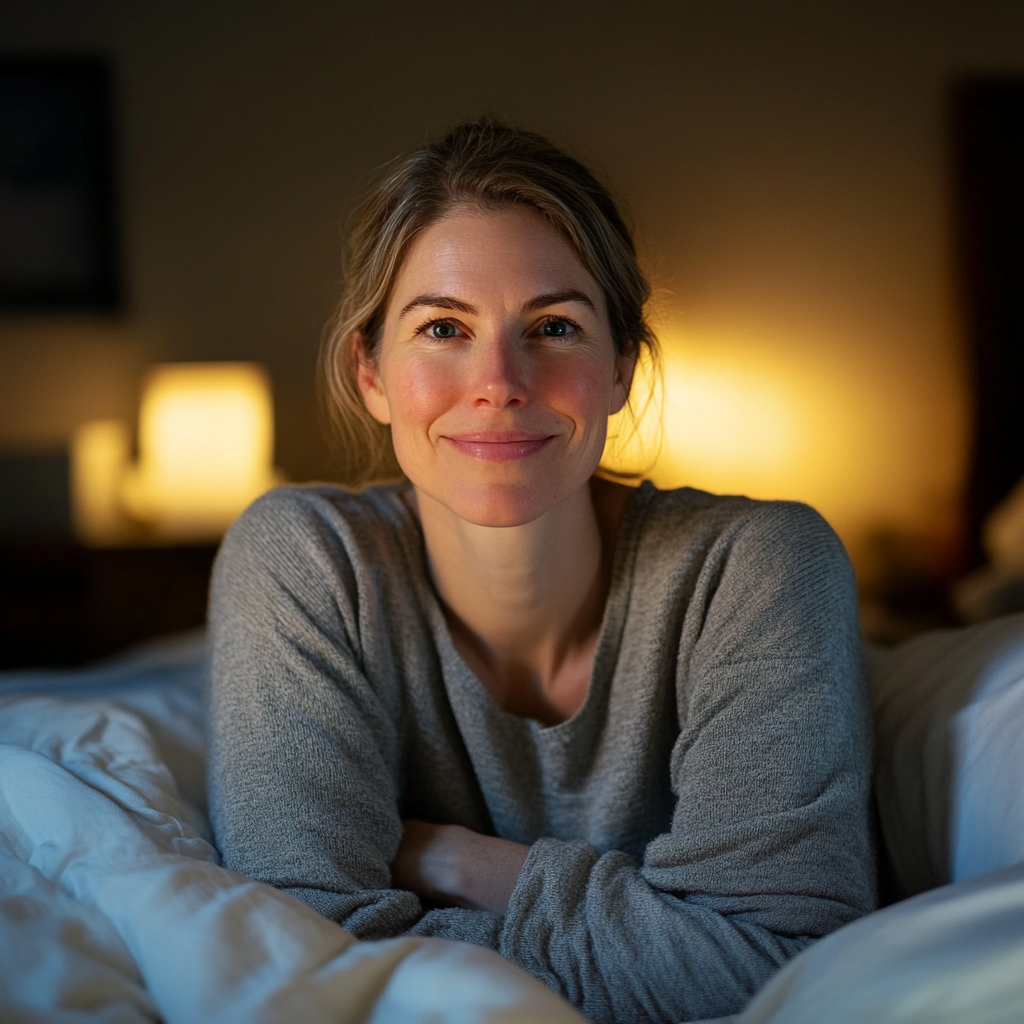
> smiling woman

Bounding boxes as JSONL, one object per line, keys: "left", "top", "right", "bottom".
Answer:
{"left": 357, "top": 205, "right": 634, "bottom": 528}
{"left": 207, "top": 121, "right": 876, "bottom": 1024}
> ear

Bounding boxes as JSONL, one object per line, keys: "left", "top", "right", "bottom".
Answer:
{"left": 608, "top": 346, "right": 639, "bottom": 416}
{"left": 354, "top": 335, "right": 392, "bottom": 425}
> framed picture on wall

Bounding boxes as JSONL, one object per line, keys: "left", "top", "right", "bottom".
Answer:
{"left": 0, "top": 56, "right": 119, "bottom": 310}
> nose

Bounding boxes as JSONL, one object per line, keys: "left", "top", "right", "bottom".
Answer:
{"left": 470, "top": 333, "right": 528, "bottom": 409}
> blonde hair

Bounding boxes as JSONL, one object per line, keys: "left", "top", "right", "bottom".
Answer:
{"left": 319, "top": 119, "right": 658, "bottom": 484}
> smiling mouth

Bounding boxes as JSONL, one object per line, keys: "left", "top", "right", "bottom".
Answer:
{"left": 443, "top": 434, "right": 555, "bottom": 462}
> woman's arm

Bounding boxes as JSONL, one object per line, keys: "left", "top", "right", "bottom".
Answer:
{"left": 392, "top": 820, "right": 528, "bottom": 914}
{"left": 408, "top": 501, "right": 875, "bottom": 1024}
{"left": 209, "top": 485, "right": 517, "bottom": 952}
{"left": 208, "top": 488, "right": 428, "bottom": 939}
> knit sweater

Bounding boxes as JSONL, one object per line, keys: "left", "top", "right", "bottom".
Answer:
{"left": 208, "top": 480, "right": 875, "bottom": 1023}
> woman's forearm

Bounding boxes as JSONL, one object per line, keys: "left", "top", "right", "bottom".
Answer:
{"left": 392, "top": 820, "right": 529, "bottom": 915}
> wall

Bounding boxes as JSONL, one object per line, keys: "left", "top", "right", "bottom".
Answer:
{"left": 3, "top": 0, "right": 1024, "bottom": 570}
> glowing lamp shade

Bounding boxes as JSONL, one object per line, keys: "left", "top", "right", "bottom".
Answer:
{"left": 123, "top": 362, "right": 278, "bottom": 537}
{"left": 71, "top": 419, "right": 132, "bottom": 543}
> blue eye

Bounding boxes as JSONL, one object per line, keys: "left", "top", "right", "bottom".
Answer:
{"left": 541, "top": 319, "right": 571, "bottom": 336}
{"left": 430, "top": 322, "right": 459, "bottom": 338}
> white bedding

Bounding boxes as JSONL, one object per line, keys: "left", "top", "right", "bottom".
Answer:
{"left": 3, "top": 620, "right": 1024, "bottom": 1023}
{"left": 727, "top": 861, "right": 1024, "bottom": 1024}
{"left": 0, "top": 635, "right": 584, "bottom": 1023}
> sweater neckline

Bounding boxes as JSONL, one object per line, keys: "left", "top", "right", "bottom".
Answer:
{"left": 405, "top": 479, "right": 656, "bottom": 737}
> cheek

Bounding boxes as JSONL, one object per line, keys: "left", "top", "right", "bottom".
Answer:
{"left": 543, "top": 359, "right": 618, "bottom": 423}
{"left": 386, "top": 359, "right": 457, "bottom": 430}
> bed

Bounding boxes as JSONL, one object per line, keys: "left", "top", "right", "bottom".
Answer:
{"left": 2, "top": 616, "right": 1023, "bottom": 1023}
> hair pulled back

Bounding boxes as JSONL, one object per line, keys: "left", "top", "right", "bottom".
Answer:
{"left": 319, "top": 119, "right": 657, "bottom": 484}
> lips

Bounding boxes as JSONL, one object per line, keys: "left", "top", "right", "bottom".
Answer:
{"left": 443, "top": 432, "right": 555, "bottom": 462}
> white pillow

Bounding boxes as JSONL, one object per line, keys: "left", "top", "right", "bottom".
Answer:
{"left": 729, "top": 862, "right": 1024, "bottom": 1024}
{"left": 869, "top": 612, "right": 1024, "bottom": 898}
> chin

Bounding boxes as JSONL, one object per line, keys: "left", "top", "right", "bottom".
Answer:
{"left": 443, "top": 483, "right": 561, "bottom": 529}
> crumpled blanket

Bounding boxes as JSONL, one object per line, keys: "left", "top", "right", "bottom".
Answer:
{"left": 0, "top": 636, "right": 583, "bottom": 1024}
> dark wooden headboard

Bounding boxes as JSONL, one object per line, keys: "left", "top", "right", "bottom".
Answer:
{"left": 954, "top": 78, "right": 1024, "bottom": 566}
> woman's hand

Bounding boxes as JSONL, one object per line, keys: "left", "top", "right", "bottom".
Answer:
{"left": 391, "top": 820, "right": 529, "bottom": 916}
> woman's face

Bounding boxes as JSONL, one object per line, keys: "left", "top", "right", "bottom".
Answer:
{"left": 357, "top": 204, "right": 635, "bottom": 528}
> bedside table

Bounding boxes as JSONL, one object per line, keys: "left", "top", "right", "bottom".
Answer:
{"left": 0, "top": 539, "right": 219, "bottom": 669}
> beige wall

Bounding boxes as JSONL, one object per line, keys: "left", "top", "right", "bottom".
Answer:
{"left": 3, "top": 0, "right": 1024, "bottom": 566}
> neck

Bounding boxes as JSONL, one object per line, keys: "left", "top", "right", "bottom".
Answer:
{"left": 415, "top": 479, "right": 624, "bottom": 720}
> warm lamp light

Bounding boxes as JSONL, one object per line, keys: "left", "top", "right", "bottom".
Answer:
{"left": 602, "top": 329, "right": 877, "bottom": 554}
{"left": 122, "top": 362, "right": 280, "bottom": 538}
{"left": 72, "top": 361, "right": 282, "bottom": 544}
{"left": 71, "top": 419, "right": 132, "bottom": 544}
{"left": 604, "top": 351, "right": 797, "bottom": 493}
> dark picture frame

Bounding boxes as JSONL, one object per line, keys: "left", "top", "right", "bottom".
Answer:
{"left": 0, "top": 55, "right": 119, "bottom": 310}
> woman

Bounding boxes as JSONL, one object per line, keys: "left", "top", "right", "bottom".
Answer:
{"left": 208, "top": 121, "right": 875, "bottom": 1023}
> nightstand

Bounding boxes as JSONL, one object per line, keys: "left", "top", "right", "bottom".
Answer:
{"left": 0, "top": 539, "right": 219, "bottom": 669}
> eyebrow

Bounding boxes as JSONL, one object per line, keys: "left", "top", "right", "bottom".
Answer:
{"left": 398, "top": 289, "right": 597, "bottom": 320}
{"left": 522, "top": 290, "right": 596, "bottom": 313}
{"left": 399, "top": 295, "right": 477, "bottom": 318}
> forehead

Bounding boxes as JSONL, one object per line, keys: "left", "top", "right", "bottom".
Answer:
{"left": 390, "top": 205, "right": 599, "bottom": 302}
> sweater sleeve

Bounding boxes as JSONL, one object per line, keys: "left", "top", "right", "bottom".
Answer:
{"left": 492, "top": 502, "right": 875, "bottom": 1024}
{"left": 207, "top": 488, "right": 434, "bottom": 939}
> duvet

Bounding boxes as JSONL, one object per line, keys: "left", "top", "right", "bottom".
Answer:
{"left": 0, "top": 634, "right": 582, "bottom": 1024}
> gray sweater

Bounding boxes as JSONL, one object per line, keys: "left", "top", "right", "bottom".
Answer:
{"left": 208, "top": 481, "right": 874, "bottom": 1023}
